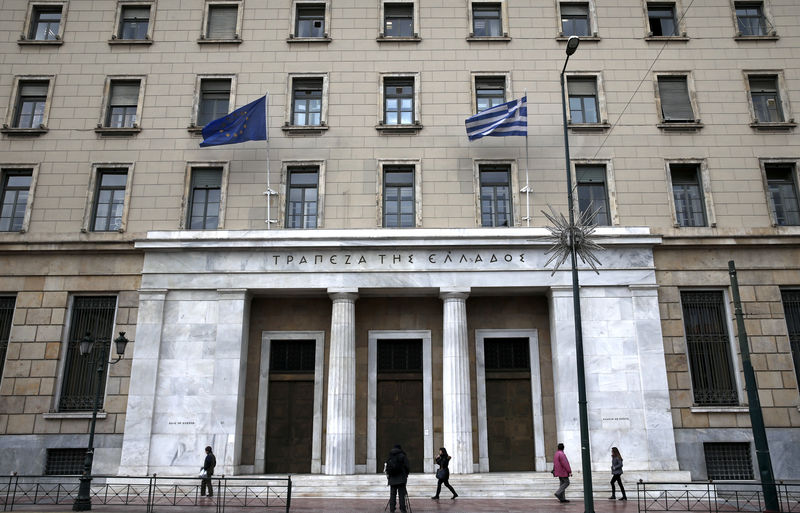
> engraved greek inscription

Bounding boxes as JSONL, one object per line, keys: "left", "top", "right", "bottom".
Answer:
{"left": 299, "top": 256, "right": 308, "bottom": 264}
{"left": 475, "top": 254, "right": 483, "bottom": 262}
{"left": 393, "top": 254, "right": 401, "bottom": 264}
{"left": 358, "top": 256, "right": 367, "bottom": 264}
{"left": 315, "top": 255, "right": 323, "bottom": 264}
{"left": 444, "top": 254, "right": 453, "bottom": 263}
{"left": 345, "top": 255, "right": 352, "bottom": 264}
{"left": 408, "top": 255, "right": 414, "bottom": 264}
{"left": 330, "top": 255, "right": 337, "bottom": 264}
{"left": 504, "top": 254, "right": 512, "bottom": 262}
{"left": 519, "top": 254, "right": 525, "bottom": 262}
{"left": 287, "top": 255, "right": 294, "bottom": 264}
{"left": 429, "top": 254, "right": 436, "bottom": 263}
{"left": 490, "top": 254, "right": 498, "bottom": 263}
{"left": 460, "top": 254, "right": 468, "bottom": 263}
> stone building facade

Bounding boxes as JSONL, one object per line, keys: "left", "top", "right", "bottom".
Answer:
{"left": 0, "top": 0, "right": 798, "bottom": 482}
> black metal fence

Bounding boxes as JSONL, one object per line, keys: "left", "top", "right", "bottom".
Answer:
{"left": 0, "top": 474, "right": 291, "bottom": 513}
{"left": 637, "top": 480, "right": 800, "bottom": 512}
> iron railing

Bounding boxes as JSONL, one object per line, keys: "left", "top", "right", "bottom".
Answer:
{"left": 637, "top": 480, "right": 800, "bottom": 512}
{"left": 0, "top": 473, "right": 291, "bottom": 513}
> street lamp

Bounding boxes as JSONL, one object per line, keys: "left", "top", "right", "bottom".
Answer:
{"left": 559, "top": 35, "right": 595, "bottom": 513}
{"left": 72, "top": 331, "right": 129, "bottom": 511}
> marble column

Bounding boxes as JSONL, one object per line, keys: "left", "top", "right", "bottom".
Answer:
{"left": 325, "top": 290, "right": 358, "bottom": 475}
{"left": 441, "top": 290, "right": 474, "bottom": 474}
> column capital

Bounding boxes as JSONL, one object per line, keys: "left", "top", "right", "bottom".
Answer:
{"left": 439, "top": 289, "right": 470, "bottom": 301}
{"left": 328, "top": 289, "right": 359, "bottom": 302}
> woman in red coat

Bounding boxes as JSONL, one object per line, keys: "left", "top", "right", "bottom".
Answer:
{"left": 553, "top": 443, "right": 572, "bottom": 503}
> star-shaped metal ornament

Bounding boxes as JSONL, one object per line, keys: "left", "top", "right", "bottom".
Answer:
{"left": 541, "top": 203, "right": 604, "bottom": 276}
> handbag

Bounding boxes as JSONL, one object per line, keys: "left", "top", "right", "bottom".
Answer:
{"left": 436, "top": 468, "right": 447, "bottom": 480}
{"left": 199, "top": 469, "right": 207, "bottom": 478}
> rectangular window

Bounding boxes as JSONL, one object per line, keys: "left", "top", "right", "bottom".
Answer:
{"left": 92, "top": 170, "right": 127, "bottom": 232}
{"left": 14, "top": 81, "right": 49, "bottom": 129}
{"left": 704, "top": 443, "right": 754, "bottom": 480}
{"left": 384, "top": 78, "right": 414, "bottom": 125}
{"left": 681, "top": 291, "right": 738, "bottom": 406}
{"left": 286, "top": 167, "right": 319, "bottom": 229}
{"left": 0, "top": 297, "right": 15, "bottom": 382}
{"left": 472, "top": 3, "right": 502, "bottom": 37}
{"left": 648, "top": 3, "right": 678, "bottom": 36}
{"left": 198, "top": 79, "right": 231, "bottom": 126}
{"left": 118, "top": 5, "right": 150, "bottom": 39}
{"left": 270, "top": 339, "right": 316, "bottom": 372}
{"left": 296, "top": 4, "right": 325, "bottom": 38}
{"left": 207, "top": 4, "right": 238, "bottom": 39}
{"left": 58, "top": 296, "right": 117, "bottom": 411}
{"left": 45, "top": 449, "right": 85, "bottom": 476}
{"left": 475, "top": 77, "right": 506, "bottom": 113}
{"left": 384, "top": 3, "right": 414, "bottom": 37}
{"left": 568, "top": 78, "right": 599, "bottom": 123}
{"left": 188, "top": 168, "right": 221, "bottom": 230}
{"left": 658, "top": 76, "right": 694, "bottom": 122}
{"left": 561, "top": 3, "right": 590, "bottom": 36}
{"left": 292, "top": 78, "right": 323, "bottom": 126}
{"left": 30, "top": 5, "right": 62, "bottom": 40}
{"left": 106, "top": 80, "right": 140, "bottom": 128}
{"left": 749, "top": 76, "right": 784, "bottom": 123}
{"left": 781, "top": 289, "right": 800, "bottom": 392}
{"left": 576, "top": 165, "right": 610, "bottom": 225}
{"left": 766, "top": 164, "right": 800, "bottom": 226}
{"left": 735, "top": 2, "right": 767, "bottom": 36}
{"left": 671, "top": 164, "right": 706, "bottom": 227}
{"left": 479, "top": 165, "right": 512, "bottom": 227}
{"left": 1, "top": 171, "right": 32, "bottom": 232}
{"left": 383, "top": 166, "right": 415, "bottom": 228}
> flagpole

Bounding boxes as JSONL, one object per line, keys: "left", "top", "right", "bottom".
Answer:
{"left": 523, "top": 90, "right": 531, "bottom": 227}
{"left": 263, "top": 92, "right": 277, "bottom": 228}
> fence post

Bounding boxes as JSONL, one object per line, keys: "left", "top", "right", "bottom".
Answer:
{"left": 8, "top": 473, "right": 18, "bottom": 512}
{"left": 147, "top": 473, "right": 157, "bottom": 513}
{"left": 3, "top": 472, "right": 14, "bottom": 512}
{"left": 286, "top": 476, "right": 292, "bottom": 513}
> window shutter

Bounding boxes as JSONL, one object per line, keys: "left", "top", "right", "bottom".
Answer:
{"left": 659, "top": 77, "right": 693, "bottom": 120}
{"left": 207, "top": 5, "right": 238, "bottom": 38}
{"left": 20, "top": 82, "right": 49, "bottom": 97}
{"left": 749, "top": 77, "right": 777, "bottom": 93}
{"left": 110, "top": 82, "right": 140, "bottom": 106}
{"left": 192, "top": 168, "right": 222, "bottom": 188}
{"left": 123, "top": 6, "right": 151, "bottom": 19}
{"left": 201, "top": 79, "right": 231, "bottom": 96}
{"left": 560, "top": 3, "right": 588, "bottom": 16}
{"left": 385, "top": 4, "right": 412, "bottom": 17}
{"left": 568, "top": 78, "right": 596, "bottom": 96}
{"left": 576, "top": 165, "right": 605, "bottom": 183}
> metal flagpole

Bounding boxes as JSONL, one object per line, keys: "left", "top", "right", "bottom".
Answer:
{"left": 523, "top": 91, "right": 531, "bottom": 227}
{"left": 263, "top": 92, "right": 277, "bottom": 228}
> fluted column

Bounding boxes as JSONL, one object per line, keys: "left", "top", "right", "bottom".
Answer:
{"left": 441, "top": 290, "right": 474, "bottom": 474}
{"left": 324, "top": 290, "right": 358, "bottom": 475}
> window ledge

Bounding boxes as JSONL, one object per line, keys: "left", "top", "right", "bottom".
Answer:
{"left": 466, "top": 36, "right": 512, "bottom": 42}
{"left": 108, "top": 38, "right": 153, "bottom": 45}
{"left": 43, "top": 411, "right": 108, "bottom": 420}
{"left": 734, "top": 34, "right": 779, "bottom": 41}
{"left": 569, "top": 122, "right": 611, "bottom": 132}
{"left": 376, "top": 36, "right": 422, "bottom": 43}
{"left": 282, "top": 125, "right": 329, "bottom": 135}
{"left": 657, "top": 121, "right": 704, "bottom": 131}
{"left": 95, "top": 126, "right": 141, "bottom": 136}
{"left": 1, "top": 127, "right": 48, "bottom": 136}
{"left": 556, "top": 35, "right": 600, "bottom": 42}
{"left": 375, "top": 124, "right": 423, "bottom": 134}
{"left": 689, "top": 406, "right": 747, "bottom": 414}
{"left": 287, "top": 36, "right": 332, "bottom": 43}
{"left": 750, "top": 121, "right": 796, "bottom": 131}
{"left": 197, "top": 38, "right": 243, "bottom": 45}
{"left": 644, "top": 35, "right": 689, "bottom": 42}
{"left": 18, "top": 39, "right": 63, "bottom": 46}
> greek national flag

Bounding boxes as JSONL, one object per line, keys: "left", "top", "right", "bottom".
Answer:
{"left": 465, "top": 96, "right": 527, "bottom": 141}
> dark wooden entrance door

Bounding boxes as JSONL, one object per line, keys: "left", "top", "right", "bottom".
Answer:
{"left": 376, "top": 339, "right": 424, "bottom": 473}
{"left": 484, "top": 337, "right": 535, "bottom": 471}
{"left": 265, "top": 339, "right": 315, "bottom": 474}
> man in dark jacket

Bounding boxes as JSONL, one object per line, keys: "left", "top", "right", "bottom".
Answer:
{"left": 201, "top": 446, "right": 216, "bottom": 497}
{"left": 385, "top": 445, "right": 410, "bottom": 513}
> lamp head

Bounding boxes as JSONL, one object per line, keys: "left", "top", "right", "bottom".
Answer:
{"left": 566, "top": 35, "right": 580, "bottom": 56}
{"left": 114, "top": 332, "right": 129, "bottom": 358}
{"left": 79, "top": 332, "right": 94, "bottom": 356}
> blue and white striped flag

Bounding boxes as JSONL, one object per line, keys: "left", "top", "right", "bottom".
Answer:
{"left": 465, "top": 96, "right": 527, "bottom": 141}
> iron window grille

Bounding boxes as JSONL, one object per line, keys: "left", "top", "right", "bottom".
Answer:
{"left": 749, "top": 76, "right": 784, "bottom": 123}
{"left": 206, "top": 5, "right": 238, "bottom": 39}
{"left": 30, "top": 6, "right": 62, "bottom": 40}
{"left": 378, "top": 339, "right": 422, "bottom": 372}
{"left": 484, "top": 338, "right": 530, "bottom": 371}
{"left": 735, "top": 2, "right": 769, "bottom": 36}
{"left": 197, "top": 79, "right": 231, "bottom": 127}
{"left": 14, "top": 81, "right": 48, "bottom": 128}
{"left": 188, "top": 168, "right": 222, "bottom": 230}
{"left": 383, "top": 166, "right": 414, "bottom": 228}
{"left": 479, "top": 165, "right": 512, "bottom": 227}
{"left": 680, "top": 291, "right": 738, "bottom": 406}
{"left": 383, "top": 78, "right": 414, "bottom": 125}
{"left": 658, "top": 76, "right": 695, "bottom": 122}
{"left": 560, "top": 3, "right": 590, "bottom": 36}
{"left": 766, "top": 164, "right": 800, "bottom": 226}
{"left": 270, "top": 339, "right": 316, "bottom": 372}
{"left": 781, "top": 289, "right": 800, "bottom": 392}
{"left": 383, "top": 3, "right": 413, "bottom": 37}
{"left": 472, "top": 3, "right": 502, "bottom": 37}
{"left": 292, "top": 78, "right": 323, "bottom": 126}
{"left": 576, "top": 165, "right": 610, "bottom": 225}
{"left": 58, "top": 296, "right": 117, "bottom": 411}
{"left": 703, "top": 443, "right": 754, "bottom": 480}
{"left": 92, "top": 170, "right": 127, "bottom": 232}
{"left": 647, "top": 3, "right": 679, "bottom": 36}
{"left": 118, "top": 5, "right": 150, "bottom": 39}
{"left": 568, "top": 78, "right": 599, "bottom": 123}
{"left": 286, "top": 167, "right": 319, "bottom": 229}
{"left": 671, "top": 164, "right": 707, "bottom": 227}
{"left": 45, "top": 448, "right": 86, "bottom": 475}
{"left": 106, "top": 81, "right": 140, "bottom": 128}
{"left": 475, "top": 77, "right": 506, "bottom": 112}
{"left": 0, "top": 297, "right": 15, "bottom": 382}
{"left": 1, "top": 172, "right": 32, "bottom": 232}
{"left": 296, "top": 4, "right": 325, "bottom": 38}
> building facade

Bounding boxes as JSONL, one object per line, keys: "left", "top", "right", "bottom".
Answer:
{"left": 0, "top": 0, "right": 798, "bottom": 482}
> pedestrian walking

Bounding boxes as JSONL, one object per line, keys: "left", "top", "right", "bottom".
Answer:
{"left": 553, "top": 443, "right": 572, "bottom": 503}
{"left": 431, "top": 447, "right": 458, "bottom": 500}
{"left": 200, "top": 446, "right": 216, "bottom": 497}
{"left": 385, "top": 444, "right": 410, "bottom": 513}
{"left": 609, "top": 446, "right": 627, "bottom": 500}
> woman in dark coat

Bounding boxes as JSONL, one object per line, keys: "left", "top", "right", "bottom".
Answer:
{"left": 609, "top": 447, "right": 627, "bottom": 500}
{"left": 431, "top": 447, "right": 458, "bottom": 500}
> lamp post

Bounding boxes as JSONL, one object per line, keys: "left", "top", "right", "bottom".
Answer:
{"left": 559, "top": 35, "right": 595, "bottom": 513}
{"left": 72, "top": 331, "right": 129, "bottom": 512}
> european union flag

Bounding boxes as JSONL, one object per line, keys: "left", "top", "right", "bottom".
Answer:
{"left": 200, "top": 95, "right": 268, "bottom": 147}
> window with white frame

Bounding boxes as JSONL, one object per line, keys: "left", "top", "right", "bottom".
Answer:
{"left": 734, "top": 1, "right": 772, "bottom": 36}
{"left": 479, "top": 164, "right": 512, "bottom": 227}
{"left": 202, "top": 2, "right": 241, "bottom": 41}
{"left": 474, "top": 76, "right": 507, "bottom": 113}
{"left": 576, "top": 165, "right": 610, "bottom": 226}
{"left": 748, "top": 75, "right": 785, "bottom": 123}
{"left": 382, "top": 165, "right": 415, "bottom": 228}
{"left": 560, "top": 2, "right": 591, "bottom": 36}
{"left": 0, "top": 170, "right": 33, "bottom": 232}
{"left": 568, "top": 77, "right": 599, "bottom": 124}
{"left": 382, "top": 2, "right": 416, "bottom": 38}
{"left": 471, "top": 2, "right": 504, "bottom": 37}
{"left": 764, "top": 163, "right": 800, "bottom": 226}
{"left": 25, "top": 3, "right": 66, "bottom": 41}
{"left": 656, "top": 74, "right": 697, "bottom": 123}
{"left": 382, "top": 76, "right": 417, "bottom": 125}
{"left": 292, "top": 78, "right": 323, "bottom": 126}
{"left": 187, "top": 168, "right": 222, "bottom": 230}
{"left": 293, "top": 2, "right": 328, "bottom": 38}
{"left": 10, "top": 79, "right": 51, "bottom": 129}
{"left": 197, "top": 78, "right": 232, "bottom": 127}
{"left": 286, "top": 166, "right": 319, "bottom": 229}
{"left": 114, "top": 3, "right": 153, "bottom": 40}
{"left": 103, "top": 79, "right": 142, "bottom": 129}
{"left": 670, "top": 163, "right": 707, "bottom": 227}
{"left": 647, "top": 2, "right": 680, "bottom": 36}
{"left": 91, "top": 169, "right": 128, "bottom": 232}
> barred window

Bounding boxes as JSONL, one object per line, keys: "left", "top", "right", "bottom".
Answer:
{"left": 378, "top": 339, "right": 422, "bottom": 372}
{"left": 58, "top": 296, "right": 117, "bottom": 411}
{"left": 0, "top": 297, "right": 16, "bottom": 382}
{"left": 270, "top": 340, "right": 315, "bottom": 372}
{"left": 704, "top": 443, "right": 754, "bottom": 480}
{"left": 781, "top": 289, "right": 800, "bottom": 392}
{"left": 45, "top": 448, "right": 85, "bottom": 475}
{"left": 484, "top": 337, "right": 530, "bottom": 371}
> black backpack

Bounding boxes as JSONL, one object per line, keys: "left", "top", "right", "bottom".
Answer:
{"left": 385, "top": 454, "right": 403, "bottom": 477}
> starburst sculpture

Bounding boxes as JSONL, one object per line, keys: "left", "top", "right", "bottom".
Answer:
{"left": 541, "top": 203, "right": 604, "bottom": 276}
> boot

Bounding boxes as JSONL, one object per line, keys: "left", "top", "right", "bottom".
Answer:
{"left": 608, "top": 494, "right": 616, "bottom": 500}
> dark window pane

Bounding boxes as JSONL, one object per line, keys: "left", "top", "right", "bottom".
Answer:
{"left": 198, "top": 79, "right": 231, "bottom": 126}
{"left": 480, "top": 166, "right": 512, "bottom": 227}
{"left": 766, "top": 165, "right": 800, "bottom": 226}
{"left": 296, "top": 4, "right": 326, "bottom": 37}
{"left": 576, "top": 165, "right": 609, "bottom": 225}
{"left": 188, "top": 168, "right": 222, "bottom": 229}
{"left": 207, "top": 5, "right": 238, "bottom": 39}
{"left": 658, "top": 76, "right": 694, "bottom": 121}
{"left": 648, "top": 3, "right": 678, "bottom": 36}
{"left": 31, "top": 7, "right": 61, "bottom": 40}
{"left": 735, "top": 2, "right": 766, "bottom": 35}
{"left": 0, "top": 297, "right": 15, "bottom": 382}
{"left": 750, "top": 76, "right": 783, "bottom": 123}
{"left": 270, "top": 339, "right": 316, "bottom": 372}
{"left": 671, "top": 165, "right": 706, "bottom": 227}
{"left": 45, "top": 449, "right": 85, "bottom": 475}
{"left": 292, "top": 78, "right": 323, "bottom": 126}
{"left": 781, "top": 289, "right": 800, "bottom": 394}
{"left": 384, "top": 3, "right": 413, "bottom": 37}
{"left": 475, "top": 77, "right": 506, "bottom": 112}
{"left": 119, "top": 6, "right": 150, "bottom": 39}
{"left": 383, "top": 167, "right": 414, "bottom": 227}
{"left": 704, "top": 443, "right": 754, "bottom": 480}
{"left": 473, "top": 3, "right": 502, "bottom": 37}
{"left": 92, "top": 171, "right": 127, "bottom": 231}
{"left": 286, "top": 168, "right": 319, "bottom": 229}
{"left": 1, "top": 171, "right": 33, "bottom": 232}
{"left": 378, "top": 339, "right": 422, "bottom": 372}
{"left": 384, "top": 79, "right": 414, "bottom": 125}
{"left": 561, "top": 3, "right": 590, "bottom": 36}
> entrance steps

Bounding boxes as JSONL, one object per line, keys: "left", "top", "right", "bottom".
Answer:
{"left": 272, "top": 471, "right": 692, "bottom": 499}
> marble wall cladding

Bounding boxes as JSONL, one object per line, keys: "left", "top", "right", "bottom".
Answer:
{"left": 0, "top": 434, "right": 123, "bottom": 475}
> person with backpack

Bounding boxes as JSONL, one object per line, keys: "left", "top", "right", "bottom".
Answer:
{"left": 385, "top": 444, "right": 410, "bottom": 513}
